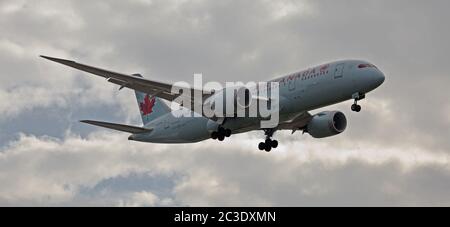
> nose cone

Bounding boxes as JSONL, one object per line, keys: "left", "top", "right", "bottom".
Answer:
{"left": 373, "top": 70, "right": 385, "bottom": 87}
{"left": 362, "top": 68, "right": 385, "bottom": 90}
{"left": 353, "top": 62, "right": 385, "bottom": 93}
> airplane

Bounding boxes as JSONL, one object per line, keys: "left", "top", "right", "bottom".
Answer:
{"left": 41, "top": 56, "right": 385, "bottom": 152}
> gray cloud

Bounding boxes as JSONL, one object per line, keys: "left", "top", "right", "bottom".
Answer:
{"left": 0, "top": 0, "right": 449, "bottom": 206}
{"left": 0, "top": 133, "right": 449, "bottom": 206}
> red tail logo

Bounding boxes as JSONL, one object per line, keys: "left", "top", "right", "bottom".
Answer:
{"left": 139, "top": 95, "right": 156, "bottom": 116}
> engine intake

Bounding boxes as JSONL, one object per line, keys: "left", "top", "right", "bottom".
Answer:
{"left": 306, "top": 111, "right": 347, "bottom": 138}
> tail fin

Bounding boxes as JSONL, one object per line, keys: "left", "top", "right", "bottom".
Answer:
{"left": 133, "top": 74, "right": 171, "bottom": 125}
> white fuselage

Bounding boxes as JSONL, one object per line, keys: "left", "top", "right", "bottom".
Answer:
{"left": 129, "top": 60, "right": 385, "bottom": 143}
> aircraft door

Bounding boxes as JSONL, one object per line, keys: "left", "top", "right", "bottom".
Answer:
{"left": 334, "top": 63, "right": 345, "bottom": 79}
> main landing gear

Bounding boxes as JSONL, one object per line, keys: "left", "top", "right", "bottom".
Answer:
{"left": 258, "top": 129, "right": 279, "bottom": 152}
{"left": 351, "top": 93, "right": 365, "bottom": 113}
{"left": 211, "top": 127, "right": 232, "bottom": 141}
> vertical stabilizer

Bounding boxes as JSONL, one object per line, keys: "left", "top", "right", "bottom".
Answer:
{"left": 133, "top": 74, "right": 171, "bottom": 125}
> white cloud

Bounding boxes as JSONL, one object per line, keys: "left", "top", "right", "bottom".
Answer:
{"left": 118, "top": 191, "right": 161, "bottom": 207}
{"left": 0, "top": 0, "right": 26, "bottom": 14}
{"left": 0, "top": 131, "right": 449, "bottom": 206}
{"left": 265, "top": 0, "right": 312, "bottom": 20}
{"left": 0, "top": 39, "right": 26, "bottom": 58}
{"left": 0, "top": 87, "right": 67, "bottom": 118}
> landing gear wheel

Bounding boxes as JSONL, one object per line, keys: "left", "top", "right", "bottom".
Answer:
{"left": 351, "top": 104, "right": 362, "bottom": 112}
{"left": 211, "top": 132, "right": 218, "bottom": 140}
{"left": 258, "top": 142, "right": 265, "bottom": 151}
{"left": 225, "top": 129, "right": 232, "bottom": 138}
{"left": 259, "top": 129, "right": 278, "bottom": 152}
{"left": 271, "top": 140, "right": 279, "bottom": 148}
{"left": 351, "top": 93, "right": 364, "bottom": 113}
{"left": 265, "top": 144, "right": 272, "bottom": 152}
{"left": 213, "top": 127, "right": 232, "bottom": 141}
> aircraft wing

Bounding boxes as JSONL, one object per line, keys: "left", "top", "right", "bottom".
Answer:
{"left": 277, "top": 112, "right": 313, "bottom": 132}
{"left": 41, "top": 55, "right": 209, "bottom": 112}
{"left": 81, "top": 120, "right": 153, "bottom": 134}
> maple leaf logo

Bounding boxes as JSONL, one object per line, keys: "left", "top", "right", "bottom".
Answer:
{"left": 139, "top": 95, "right": 156, "bottom": 116}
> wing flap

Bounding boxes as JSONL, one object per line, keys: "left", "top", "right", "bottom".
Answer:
{"left": 80, "top": 120, "right": 153, "bottom": 134}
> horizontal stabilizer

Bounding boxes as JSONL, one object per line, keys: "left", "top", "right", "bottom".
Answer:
{"left": 80, "top": 120, "right": 153, "bottom": 134}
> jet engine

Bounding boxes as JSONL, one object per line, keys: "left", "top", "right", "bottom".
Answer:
{"left": 306, "top": 111, "right": 347, "bottom": 138}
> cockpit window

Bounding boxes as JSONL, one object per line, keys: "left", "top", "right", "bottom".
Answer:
{"left": 358, "top": 64, "right": 377, "bottom": 69}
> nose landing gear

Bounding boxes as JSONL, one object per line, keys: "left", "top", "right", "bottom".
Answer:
{"left": 351, "top": 93, "right": 365, "bottom": 113}
{"left": 258, "top": 129, "right": 279, "bottom": 152}
{"left": 351, "top": 102, "right": 362, "bottom": 112}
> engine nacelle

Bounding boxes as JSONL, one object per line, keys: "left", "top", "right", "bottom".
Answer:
{"left": 306, "top": 111, "right": 347, "bottom": 138}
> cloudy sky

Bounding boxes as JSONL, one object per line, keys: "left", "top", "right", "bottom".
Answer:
{"left": 1, "top": 0, "right": 450, "bottom": 206}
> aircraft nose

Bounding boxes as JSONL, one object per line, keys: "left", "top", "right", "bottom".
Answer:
{"left": 374, "top": 70, "right": 385, "bottom": 87}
